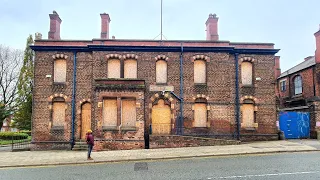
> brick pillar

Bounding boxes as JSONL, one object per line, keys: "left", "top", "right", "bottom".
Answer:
{"left": 312, "top": 101, "right": 320, "bottom": 138}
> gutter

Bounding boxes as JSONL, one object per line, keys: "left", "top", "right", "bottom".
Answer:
{"left": 30, "top": 45, "right": 279, "bottom": 55}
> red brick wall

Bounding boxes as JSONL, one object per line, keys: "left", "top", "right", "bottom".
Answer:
{"left": 32, "top": 49, "right": 278, "bottom": 150}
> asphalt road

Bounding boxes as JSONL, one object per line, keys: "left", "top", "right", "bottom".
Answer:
{"left": 1, "top": 152, "right": 320, "bottom": 180}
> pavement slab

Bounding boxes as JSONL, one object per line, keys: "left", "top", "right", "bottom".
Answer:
{"left": 0, "top": 140, "right": 319, "bottom": 168}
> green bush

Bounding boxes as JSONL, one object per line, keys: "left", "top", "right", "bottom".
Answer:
{"left": 0, "top": 132, "right": 28, "bottom": 140}
{"left": 20, "top": 130, "right": 31, "bottom": 136}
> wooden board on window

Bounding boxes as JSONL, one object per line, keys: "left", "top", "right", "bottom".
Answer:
{"left": 194, "top": 60, "right": 206, "bottom": 83}
{"left": 103, "top": 99, "right": 117, "bottom": 126}
{"left": 151, "top": 99, "right": 171, "bottom": 134}
{"left": 194, "top": 103, "right": 207, "bottom": 127}
{"left": 241, "top": 62, "right": 252, "bottom": 85}
{"left": 52, "top": 102, "right": 65, "bottom": 126}
{"left": 54, "top": 59, "right": 66, "bottom": 83}
{"left": 81, "top": 103, "right": 91, "bottom": 139}
{"left": 242, "top": 104, "right": 254, "bottom": 127}
{"left": 121, "top": 99, "right": 136, "bottom": 127}
{"left": 108, "top": 59, "right": 120, "bottom": 78}
{"left": 124, "top": 60, "right": 137, "bottom": 78}
{"left": 156, "top": 60, "right": 167, "bottom": 83}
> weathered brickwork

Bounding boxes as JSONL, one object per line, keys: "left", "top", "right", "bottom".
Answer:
{"left": 31, "top": 12, "right": 279, "bottom": 151}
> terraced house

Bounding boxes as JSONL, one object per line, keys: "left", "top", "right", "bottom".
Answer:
{"left": 30, "top": 11, "right": 279, "bottom": 150}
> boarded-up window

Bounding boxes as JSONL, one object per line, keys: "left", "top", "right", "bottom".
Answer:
{"left": 54, "top": 59, "right": 67, "bottom": 83}
{"left": 121, "top": 99, "right": 136, "bottom": 127}
{"left": 124, "top": 59, "right": 137, "bottom": 78}
{"left": 194, "top": 60, "right": 206, "bottom": 83}
{"left": 52, "top": 102, "right": 65, "bottom": 126}
{"left": 194, "top": 103, "right": 207, "bottom": 127}
{"left": 103, "top": 99, "right": 117, "bottom": 127}
{"left": 108, "top": 59, "right": 121, "bottom": 78}
{"left": 156, "top": 60, "right": 167, "bottom": 83}
{"left": 241, "top": 62, "right": 253, "bottom": 85}
{"left": 242, "top": 104, "right": 254, "bottom": 127}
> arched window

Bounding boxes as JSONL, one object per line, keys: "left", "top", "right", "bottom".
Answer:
{"left": 108, "top": 59, "right": 121, "bottom": 78}
{"left": 241, "top": 62, "right": 253, "bottom": 85}
{"left": 54, "top": 59, "right": 67, "bottom": 83}
{"left": 241, "top": 103, "right": 255, "bottom": 128}
{"left": 194, "top": 60, "right": 206, "bottom": 84}
{"left": 156, "top": 60, "right": 167, "bottom": 83}
{"left": 294, "top": 75, "right": 302, "bottom": 95}
{"left": 124, "top": 59, "right": 137, "bottom": 78}
{"left": 193, "top": 98, "right": 207, "bottom": 127}
{"left": 52, "top": 97, "right": 66, "bottom": 128}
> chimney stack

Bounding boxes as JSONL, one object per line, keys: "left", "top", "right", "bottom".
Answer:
{"left": 315, "top": 25, "right": 320, "bottom": 63}
{"left": 206, "top": 14, "right": 219, "bottom": 41}
{"left": 100, "top": 13, "right": 111, "bottom": 39}
{"left": 48, "top": 11, "right": 62, "bottom": 40}
{"left": 274, "top": 56, "right": 281, "bottom": 79}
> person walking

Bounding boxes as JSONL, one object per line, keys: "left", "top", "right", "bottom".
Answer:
{"left": 86, "top": 129, "right": 94, "bottom": 160}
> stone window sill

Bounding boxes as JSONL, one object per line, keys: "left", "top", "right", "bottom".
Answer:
{"left": 241, "top": 84, "right": 254, "bottom": 88}
{"left": 50, "top": 126, "right": 64, "bottom": 132}
{"left": 194, "top": 83, "right": 207, "bottom": 86}
{"left": 241, "top": 123, "right": 258, "bottom": 130}
{"left": 102, "top": 126, "right": 118, "bottom": 131}
{"left": 121, "top": 126, "right": 137, "bottom": 131}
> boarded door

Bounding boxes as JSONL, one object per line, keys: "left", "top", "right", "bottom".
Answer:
{"left": 81, "top": 103, "right": 91, "bottom": 140}
{"left": 152, "top": 99, "right": 171, "bottom": 134}
{"left": 279, "top": 111, "right": 310, "bottom": 139}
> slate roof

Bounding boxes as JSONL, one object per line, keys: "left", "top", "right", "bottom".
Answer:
{"left": 278, "top": 56, "right": 316, "bottom": 79}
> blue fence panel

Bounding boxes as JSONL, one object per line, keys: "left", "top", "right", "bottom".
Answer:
{"left": 279, "top": 111, "right": 310, "bottom": 139}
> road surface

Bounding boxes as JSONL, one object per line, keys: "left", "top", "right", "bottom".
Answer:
{"left": 1, "top": 152, "right": 319, "bottom": 180}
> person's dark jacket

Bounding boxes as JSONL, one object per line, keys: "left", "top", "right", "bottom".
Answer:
{"left": 86, "top": 133, "right": 94, "bottom": 146}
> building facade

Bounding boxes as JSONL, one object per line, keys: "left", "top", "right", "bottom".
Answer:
{"left": 276, "top": 28, "right": 320, "bottom": 138}
{"left": 31, "top": 11, "right": 279, "bottom": 150}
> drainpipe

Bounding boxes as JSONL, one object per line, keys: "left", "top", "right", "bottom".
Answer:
{"left": 235, "top": 53, "right": 240, "bottom": 140}
{"left": 71, "top": 51, "right": 77, "bottom": 149}
{"left": 179, "top": 43, "right": 184, "bottom": 135}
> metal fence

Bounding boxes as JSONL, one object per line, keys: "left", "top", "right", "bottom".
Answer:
{"left": 0, "top": 135, "right": 31, "bottom": 152}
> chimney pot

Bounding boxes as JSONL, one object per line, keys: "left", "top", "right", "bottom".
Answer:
{"left": 35, "top": 32, "right": 43, "bottom": 40}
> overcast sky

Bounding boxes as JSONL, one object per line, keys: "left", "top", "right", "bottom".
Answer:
{"left": 1, "top": 0, "right": 320, "bottom": 72}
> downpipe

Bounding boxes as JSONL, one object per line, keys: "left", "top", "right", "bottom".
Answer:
{"left": 70, "top": 51, "right": 77, "bottom": 149}
{"left": 234, "top": 53, "right": 240, "bottom": 140}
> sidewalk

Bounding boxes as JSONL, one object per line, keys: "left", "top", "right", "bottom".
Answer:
{"left": 1, "top": 140, "right": 319, "bottom": 168}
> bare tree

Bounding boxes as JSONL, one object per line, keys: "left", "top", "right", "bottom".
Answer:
{"left": 0, "top": 45, "right": 23, "bottom": 119}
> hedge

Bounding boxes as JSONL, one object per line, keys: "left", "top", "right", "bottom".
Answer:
{"left": 20, "top": 130, "right": 31, "bottom": 136}
{"left": 0, "top": 132, "right": 29, "bottom": 140}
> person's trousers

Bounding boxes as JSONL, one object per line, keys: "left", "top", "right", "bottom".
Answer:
{"left": 88, "top": 144, "right": 93, "bottom": 158}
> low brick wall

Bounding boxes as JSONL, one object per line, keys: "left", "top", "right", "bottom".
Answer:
{"left": 240, "top": 134, "right": 279, "bottom": 142}
{"left": 149, "top": 135, "right": 240, "bottom": 149}
{"left": 93, "top": 140, "right": 144, "bottom": 151}
{"left": 31, "top": 142, "right": 71, "bottom": 151}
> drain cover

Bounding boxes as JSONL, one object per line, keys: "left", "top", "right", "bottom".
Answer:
{"left": 134, "top": 162, "right": 148, "bottom": 171}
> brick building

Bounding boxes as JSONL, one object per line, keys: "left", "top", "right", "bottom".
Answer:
{"left": 30, "top": 11, "right": 279, "bottom": 150}
{"left": 276, "top": 27, "right": 320, "bottom": 138}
